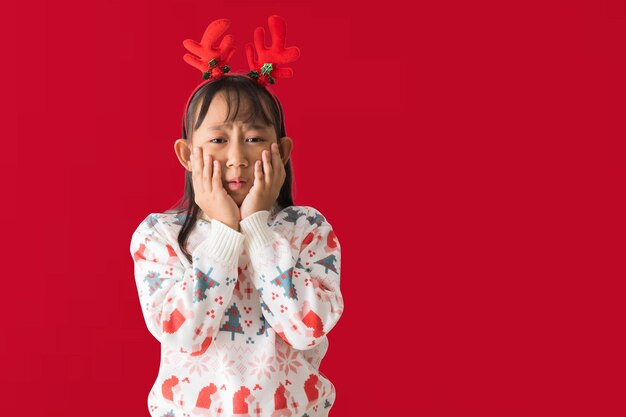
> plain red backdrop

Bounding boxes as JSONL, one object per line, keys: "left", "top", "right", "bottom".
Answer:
{"left": 4, "top": 0, "right": 626, "bottom": 415}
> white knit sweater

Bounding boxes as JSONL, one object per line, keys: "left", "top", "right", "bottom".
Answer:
{"left": 129, "top": 205, "right": 344, "bottom": 417}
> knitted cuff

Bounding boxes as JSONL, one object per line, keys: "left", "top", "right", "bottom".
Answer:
{"left": 192, "top": 219, "right": 245, "bottom": 267}
{"left": 240, "top": 210, "right": 277, "bottom": 254}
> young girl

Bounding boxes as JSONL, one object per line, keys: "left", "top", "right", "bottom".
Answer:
{"left": 130, "top": 16, "right": 344, "bottom": 417}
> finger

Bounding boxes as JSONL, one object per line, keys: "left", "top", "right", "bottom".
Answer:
{"left": 212, "top": 159, "right": 222, "bottom": 191}
{"left": 203, "top": 149, "right": 211, "bottom": 193}
{"left": 271, "top": 142, "right": 282, "bottom": 171}
{"left": 254, "top": 159, "right": 263, "bottom": 189}
{"left": 262, "top": 148, "right": 272, "bottom": 188}
{"left": 272, "top": 143, "right": 287, "bottom": 178}
{"left": 271, "top": 142, "right": 285, "bottom": 186}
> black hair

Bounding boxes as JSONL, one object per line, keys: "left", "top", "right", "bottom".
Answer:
{"left": 165, "top": 74, "right": 295, "bottom": 263}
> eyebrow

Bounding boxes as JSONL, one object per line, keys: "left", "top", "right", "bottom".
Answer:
{"left": 206, "top": 123, "right": 270, "bottom": 131}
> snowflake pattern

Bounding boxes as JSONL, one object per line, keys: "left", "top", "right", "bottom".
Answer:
{"left": 216, "top": 350, "right": 236, "bottom": 381}
{"left": 162, "top": 344, "right": 185, "bottom": 367}
{"left": 182, "top": 351, "right": 212, "bottom": 377}
{"left": 248, "top": 351, "right": 277, "bottom": 381}
{"left": 276, "top": 344, "right": 304, "bottom": 377}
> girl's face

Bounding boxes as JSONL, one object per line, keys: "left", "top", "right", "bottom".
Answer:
{"left": 175, "top": 90, "right": 292, "bottom": 207}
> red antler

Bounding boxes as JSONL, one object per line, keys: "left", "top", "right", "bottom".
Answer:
{"left": 245, "top": 15, "right": 301, "bottom": 86}
{"left": 183, "top": 18, "right": 236, "bottom": 80}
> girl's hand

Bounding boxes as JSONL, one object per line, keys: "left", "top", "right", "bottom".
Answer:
{"left": 191, "top": 146, "right": 241, "bottom": 231}
{"left": 240, "top": 142, "right": 286, "bottom": 221}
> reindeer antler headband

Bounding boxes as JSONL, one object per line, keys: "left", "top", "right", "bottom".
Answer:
{"left": 181, "top": 15, "right": 301, "bottom": 136}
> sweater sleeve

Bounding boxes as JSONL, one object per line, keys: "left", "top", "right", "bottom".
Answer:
{"left": 239, "top": 207, "right": 344, "bottom": 350}
{"left": 130, "top": 215, "right": 245, "bottom": 354}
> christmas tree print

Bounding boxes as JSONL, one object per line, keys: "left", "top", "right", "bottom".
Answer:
{"left": 271, "top": 265, "right": 298, "bottom": 300}
{"left": 258, "top": 287, "right": 275, "bottom": 316}
{"left": 256, "top": 314, "right": 270, "bottom": 337}
{"left": 295, "top": 256, "right": 312, "bottom": 273}
{"left": 145, "top": 214, "right": 160, "bottom": 228}
{"left": 261, "top": 300, "right": 273, "bottom": 316}
{"left": 143, "top": 271, "right": 167, "bottom": 296}
{"left": 220, "top": 303, "right": 244, "bottom": 341}
{"left": 192, "top": 266, "right": 221, "bottom": 303}
{"left": 282, "top": 207, "right": 305, "bottom": 224}
{"left": 173, "top": 211, "right": 186, "bottom": 225}
{"left": 314, "top": 254, "right": 339, "bottom": 275}
{"left": 306, "top": 212, "right": 326, "bottom": 227}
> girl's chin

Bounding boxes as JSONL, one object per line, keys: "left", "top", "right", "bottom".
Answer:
{"left": 225, "top": 185, "right": 249, "bottom": 204}
{"left": 228, "top": 194, "right": 245, "bottom": 206}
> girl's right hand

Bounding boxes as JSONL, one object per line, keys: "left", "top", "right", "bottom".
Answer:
{"left": 191, "top": 146, "right": 241, "bottom": 231}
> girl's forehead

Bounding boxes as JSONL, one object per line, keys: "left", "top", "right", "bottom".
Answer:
{"left": 201, "top": 92, "right": 270, "bottom": 127}
{"left": 203, "top": 121, "right": 272, "bottom": 131}
{"left": 201, "top": 111, "right": 269, "bottom": 128}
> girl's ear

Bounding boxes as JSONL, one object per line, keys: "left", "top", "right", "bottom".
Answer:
{"left": 174, "top": 138, "right": 193, "bottom": 171}
{"left": 278, "top": 136, "right": 293, "bottom": 165}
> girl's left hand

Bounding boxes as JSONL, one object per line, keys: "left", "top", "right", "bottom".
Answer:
{"left": 240, "top": 142, "right": 286, "bottom": 221}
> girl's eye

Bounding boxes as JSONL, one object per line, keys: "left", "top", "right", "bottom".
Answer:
{"left": 209, "top": 137, "right": 263, "bottom": 143}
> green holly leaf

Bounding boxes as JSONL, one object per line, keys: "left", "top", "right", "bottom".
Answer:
{"left": 261, "top": 63, "right": 273, "bottom": 75}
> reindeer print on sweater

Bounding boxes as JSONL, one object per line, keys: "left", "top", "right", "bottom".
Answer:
{"left": 130, "top": 206, "right": 344, "bottom": 417}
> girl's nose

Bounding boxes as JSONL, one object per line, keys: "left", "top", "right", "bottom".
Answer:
{"left": 226, "top": 145, "right": 249, "bottom": 167}
{"left": 227, "top": 160, "right": 248, "bottom": 168}
{"left": 226, "top": 153, "right": 248, "bottom": 168}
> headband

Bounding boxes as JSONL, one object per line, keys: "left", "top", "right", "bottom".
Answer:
{"left": 181, "top": 15, "right": 301, "bottom": 137}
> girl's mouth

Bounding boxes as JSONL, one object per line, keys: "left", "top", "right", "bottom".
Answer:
{"left": 227, "top": 181, "right": 245, "bottom": 190}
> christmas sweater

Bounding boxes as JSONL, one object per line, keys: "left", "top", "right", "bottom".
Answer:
{"left": 129, "top": 205, "right": 344, "bottom": 417}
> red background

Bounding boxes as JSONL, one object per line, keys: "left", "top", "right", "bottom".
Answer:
{"left": 4, "top": 0, "right": 625, "bottom": 415}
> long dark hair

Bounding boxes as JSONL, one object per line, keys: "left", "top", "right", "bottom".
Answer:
{"left": 165, "top": 74, "right": 295, "bottom": 263}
